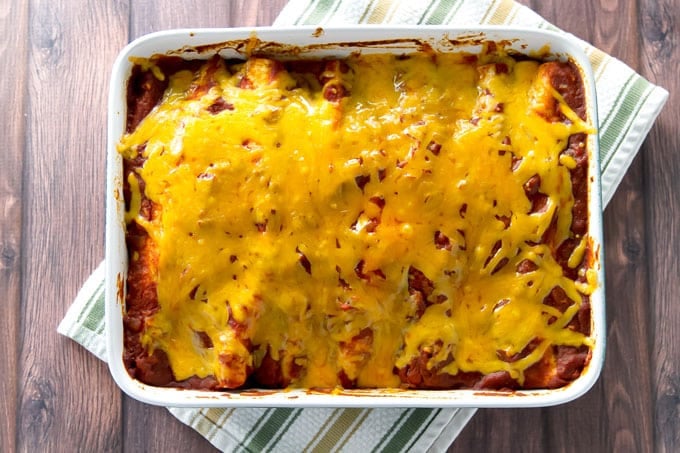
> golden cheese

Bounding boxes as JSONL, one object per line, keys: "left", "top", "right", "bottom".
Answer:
{"left": 120, "top": 51, "right": 596, "bottom": 388}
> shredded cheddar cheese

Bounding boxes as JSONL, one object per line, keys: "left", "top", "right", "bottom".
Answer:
{"left": 120, "top": 51, "right": 596, "bottom": 389}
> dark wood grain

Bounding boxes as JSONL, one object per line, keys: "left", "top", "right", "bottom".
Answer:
{"left": 1, "top": 0, "right": 676, "bottom": 452}
{"left": 0, "top": 1, "right": 28, "bottom": 451}
{"left": 639, "top": 0, "right": 680, "bottom": 451}
{"left": 15, "top": 0, "right": 128, "bottom": 451}
{"left": 600, "top": 158, "right": 654, "bottom": 453}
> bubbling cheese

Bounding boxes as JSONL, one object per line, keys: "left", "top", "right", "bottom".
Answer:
{"left": 120, "top": 51, "right": 596, "bottom": 389}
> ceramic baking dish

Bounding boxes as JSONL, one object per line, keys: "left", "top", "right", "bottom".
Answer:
{"left": 105, "top": 26, "right": 605, "bottom": 408}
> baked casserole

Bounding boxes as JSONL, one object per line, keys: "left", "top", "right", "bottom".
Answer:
{"left": 119, "top": 43, "right": 597, "bottom": 392}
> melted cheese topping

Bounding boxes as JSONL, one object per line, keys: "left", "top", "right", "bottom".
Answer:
{"left": 120, "top": 52, "right": 595, "bottom": 388}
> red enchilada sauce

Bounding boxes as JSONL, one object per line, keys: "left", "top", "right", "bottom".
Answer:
{"left": 120, "top": 50, "right": 595, "bottom": 391}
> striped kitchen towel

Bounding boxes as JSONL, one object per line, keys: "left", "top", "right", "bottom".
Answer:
{"left": 59, "top": 0, "right": 668, "bottom": 451}
{"left": 274, "top": 0, "right": 669, "bottom": 206}
{"left": 58, "top": 261, "right": 474, "bottom": 452}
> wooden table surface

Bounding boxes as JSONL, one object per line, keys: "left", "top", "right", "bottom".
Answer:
{"left": 2, "top": 0, "right": 677, "bottom": 451}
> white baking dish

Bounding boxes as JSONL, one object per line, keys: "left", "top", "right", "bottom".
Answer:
{"left": 105, "top": 26, "right": 605, "bottom": 408}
